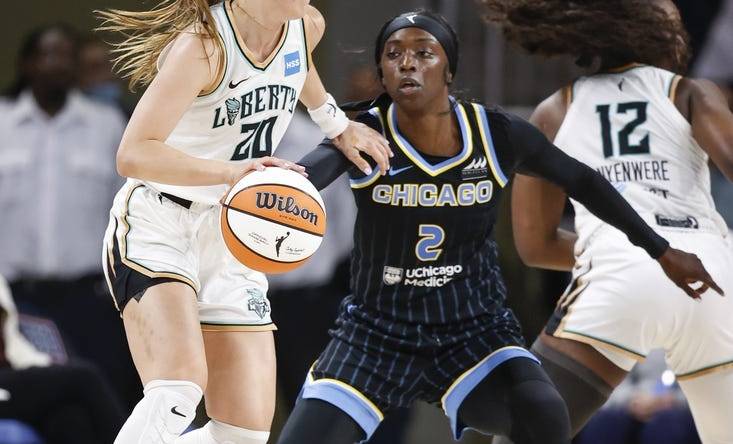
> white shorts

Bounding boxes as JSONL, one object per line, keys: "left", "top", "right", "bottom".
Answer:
{"left": 102, "top": 181, "right": 274, "bottom": 331}
{"left": 547, "top": 226, "right": 733, "bottom": 380}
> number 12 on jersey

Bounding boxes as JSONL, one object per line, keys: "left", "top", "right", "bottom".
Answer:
{"left": 416, "top": 224, "right": 445, "bottom": 261}
{"left": 596, "top": 101, "right": 650, "bottom": 158}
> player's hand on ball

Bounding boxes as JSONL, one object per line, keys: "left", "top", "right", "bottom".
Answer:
{"left": 332, "top": 120, "right": 393, "bottom": 176}
{"left": 657, "top": 248, "right": 724, "bottom": 299}
{"left": 224, "top": 156, "right": 307, "bottom": 187}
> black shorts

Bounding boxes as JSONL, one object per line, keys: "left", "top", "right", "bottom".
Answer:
{"left": 300, "top": 296, "right": 536, "bottom": 440}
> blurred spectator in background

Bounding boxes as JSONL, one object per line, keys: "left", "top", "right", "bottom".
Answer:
{"left": 0, "top": 274, "right": 125, "bottom": 444}
{"left": 693, "top": 0, "right": 733, "bottom": 100}
{"left": 575, "top": 350, "right": 700, "bottom": 444}
{"left": 673, "top": 0, "right": 725, "bottom": 67}
{"left": 691, "top": 0, "right": 733, "bottom": 231}
{"left": 0, "top": 24, "right": 140, "bottom": 410}
{"left": 341, "top": 65, "right": 384, "bottom": 106}
{"left": 77, "top": 34, "right": 132, "bottom": 116}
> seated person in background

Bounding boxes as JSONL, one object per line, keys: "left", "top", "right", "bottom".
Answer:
{"left": 0, "top": 274, "right": 125, "bottom": 444}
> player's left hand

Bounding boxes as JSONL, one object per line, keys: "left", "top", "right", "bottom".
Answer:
{"left": 332, "top": 120, "right": 393, "bottom": 176}
{"left": 218, "top": 157, "right": 308, "bottom": 206}
{"left": 657, "top": 247, "right": 724, "bottom": 299}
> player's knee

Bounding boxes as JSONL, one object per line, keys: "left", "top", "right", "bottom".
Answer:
{"left": 153, "top": 351, "right": 208, "bottom": 390}
{"left": 185, "top": 359, "right": 209, "bottom": 391}
{"left": 510, "top": 379, "right": 570, "bottom": 443}
{"left": 115, "top": 379, "right": 203, "bottom": 443}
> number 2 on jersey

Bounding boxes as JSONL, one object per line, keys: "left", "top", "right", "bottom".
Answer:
{"left": 231, "top": 116, "right": 277, "bottom": 160}
{"left": 416, "top": 224, "right": 444, "bottom": 261}
{"left": 596, "top": 101, "right": 649, "bottom": 158}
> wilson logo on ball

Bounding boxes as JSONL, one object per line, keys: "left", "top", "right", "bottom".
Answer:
{"left": 220, "top": 168, "right": 327, "bottom": 274}
{"left": 255, "top": 192, "right": 319, "bottom": 226}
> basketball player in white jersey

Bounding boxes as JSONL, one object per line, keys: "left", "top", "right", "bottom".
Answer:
{"left": 96, "top": 1, "right": 392, "bottom": 443}
{"left": 482, "top": 1, "right": 733, "bottom": 443}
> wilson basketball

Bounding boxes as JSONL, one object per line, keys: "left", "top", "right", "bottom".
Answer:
{"left": 220, "top": 167, "right": 327, "bottom": 274}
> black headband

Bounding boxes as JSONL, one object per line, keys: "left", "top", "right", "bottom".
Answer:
{"left": 376, "top": 12, "right": 458, "bottom": 76}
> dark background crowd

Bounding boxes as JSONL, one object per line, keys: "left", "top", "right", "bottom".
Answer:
{"left": 0, "top": 0, "right": 731, "bottom": 443}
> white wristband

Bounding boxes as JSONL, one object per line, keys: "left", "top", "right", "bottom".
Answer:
{"left": 308, "top": 93, "right": 349, "bottom": 139}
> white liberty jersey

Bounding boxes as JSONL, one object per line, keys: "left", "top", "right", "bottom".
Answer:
{"left": 554, "top": 64, "right": 728, "bottom": 252}
{"left": 145, "top": 2, "right": 310, "bottom": 204}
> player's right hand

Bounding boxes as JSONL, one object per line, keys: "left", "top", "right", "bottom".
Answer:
{"left": 657, "top": 247, "right": 724, "bottom": 299}
{"left": 332, "top": 120, "right": 393, "bottom": 176}
{"left": 223, "top": 156, "right": 307, "bottom": 187}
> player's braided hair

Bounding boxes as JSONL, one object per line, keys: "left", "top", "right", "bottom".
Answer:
{"left": 479, "top": 0, "right": 691, "bottom": 74}
{"left": 96, "top": 0, "right": 223, "bottom": 91}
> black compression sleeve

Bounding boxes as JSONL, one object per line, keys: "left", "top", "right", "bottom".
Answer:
{"left": 509, "top": 116, "right": 669, "bottom": 258}
{"left": 277, "top": 398, "right": 365, "bottom": 444}
{"left": 298, "top": 110, "right": 382, "bottom": 191}
{"left": 298, "top": 142, "right": 352, "bottom": 191}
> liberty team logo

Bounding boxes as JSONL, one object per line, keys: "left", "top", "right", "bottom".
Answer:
{"left": 461, "top": 156, "right": 489, "bottom": 180}
{"left": 383, "top": 266, "right": 404, "bottom": 285}
{"left": 246, "top": 288, "right": 270, "bottom": 319}
{"left": 225, "top": 97, "right": 241, "bottom": 125}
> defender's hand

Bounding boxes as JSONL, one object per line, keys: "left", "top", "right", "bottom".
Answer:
{"left": 657, "top": 247, "right": 724, "bottom": 299}
{"left": 332, "top": 120, "right": 393, "bottom": 176}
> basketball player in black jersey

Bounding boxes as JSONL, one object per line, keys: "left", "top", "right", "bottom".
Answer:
{"left": 276, "top": 11, "right": 721, "bottom": 444}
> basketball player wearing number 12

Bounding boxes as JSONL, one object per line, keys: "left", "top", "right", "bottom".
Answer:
{"left": 96, "top": 1, "right": 391, "bottom": 443}
{"left": 482, "top": 1, "right": 733, "bottom": 443}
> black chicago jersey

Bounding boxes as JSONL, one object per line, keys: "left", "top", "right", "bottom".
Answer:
{"left": 346, "top": 100, "right": 517, "bottom": 325}
{"left": 298, "top": 97, "right": 668, "bottom": 414}
{"left": 296, "top": 98, "right": 546, "bottom": 412}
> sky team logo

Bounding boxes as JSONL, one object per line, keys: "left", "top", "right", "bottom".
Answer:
{"left": 284, "top": 51, "right": 301, "bottom": 77}
{"left": 461, "top": 156, "right": 489, "bottom": 180}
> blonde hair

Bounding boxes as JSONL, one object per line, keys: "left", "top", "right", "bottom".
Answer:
{"left": 96, "top": 0, "right": 224, "bottom": 91}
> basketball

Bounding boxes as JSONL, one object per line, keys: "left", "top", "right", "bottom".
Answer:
{"left": 220, "top": 167, "right": 327, "bottom": 274}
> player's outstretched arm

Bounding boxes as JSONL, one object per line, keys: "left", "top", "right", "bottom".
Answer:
{"left": 298, "top": 6, "right": 392, "bottom": 176}
{"left": 298, "top": 144, "right": 351, "bottom": 191}
{"left": 684, "top": 78, "right": 733, "bottom": 181}
{"left": 297, "top": 111, "right": 383, "bottom": 191}
{"left": 512, "top": 115, "right": 723, "bottom": 299}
